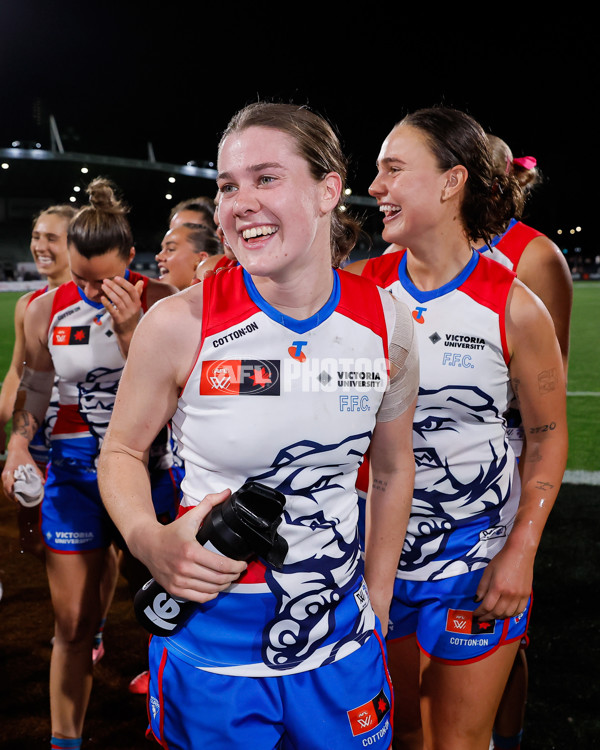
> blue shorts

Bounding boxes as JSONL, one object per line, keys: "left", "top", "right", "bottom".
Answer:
{"left": 388, "top": 569, "right": 531, "bottom": 664}
{"left": 41, "top": 462, "right": 184, "bottom": 554}
{"left": 147, "top": 624, "right": 393, "bottom": 750}
{"left": 150, "top": 465, "right": 184, "bottom": 524}
{"left": 41, "top": 461, "right": 111, "bottom": 553}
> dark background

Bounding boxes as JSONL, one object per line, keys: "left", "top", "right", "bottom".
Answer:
{"left": 0, "top": 3, "right": 596, "bottom": 264}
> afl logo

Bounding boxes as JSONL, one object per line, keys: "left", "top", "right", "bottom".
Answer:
{"left": 200, "top": 359, "right": 281, "bottom": 396}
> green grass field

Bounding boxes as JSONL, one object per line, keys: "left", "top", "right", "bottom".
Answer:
{"left": 1, "top": 283, "right": 599, "bottom": 472}
{"left": 565, "top": 282, "right": 600, "bottom": 472}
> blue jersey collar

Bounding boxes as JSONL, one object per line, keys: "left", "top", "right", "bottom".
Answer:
{"left": 398, "top": 250, "right": 480, "bottom": 303}
{"left": 475, "top": 217, "right": 518, "bottom": 252}
{"left": 243, "top": 268, "right": 340, "bottom": 333}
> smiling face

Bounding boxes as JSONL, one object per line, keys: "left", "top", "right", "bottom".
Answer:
{"left": 30, "top": 212, "right": 70, "bottom": 281}
{"left": 155, "top": 226, "right": 201, "bottom": 290}
{"left": 216, "top": 126, "right": 338, "bottom": 283}
{"left": 68, "top": 246, "right": 132, "bottom": 303}
{"left": 369, "top": 124, "right": 450, "bottom": 248}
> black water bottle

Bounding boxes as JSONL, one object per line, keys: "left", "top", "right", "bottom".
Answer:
{"left": 134, "top": 481, "right": 288, "bottom": 636}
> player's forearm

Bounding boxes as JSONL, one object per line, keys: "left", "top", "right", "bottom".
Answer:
{"left": 363, "top": 465, "right": 414, "bottom": 612}
{"left": 507, "top": 429, "right": 567, "bottom": 557}
{"left": 7, "top": 409, "right": 40, "bottom": 448}
{"left": 0, "top": 367, "right": 23, "bottom": 426}
{"left": 98, "top": 439, "right": 160, "bottom": 558}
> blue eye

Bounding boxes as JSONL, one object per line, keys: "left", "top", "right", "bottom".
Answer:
{"left": 413, "top": 415, "right": 457, "bottom": 438}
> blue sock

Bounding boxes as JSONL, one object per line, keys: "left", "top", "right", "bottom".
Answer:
{"left": 50, "top": 737, "right": 82, "bottom": 749}
{"left": 492, "top": 728, "right": 523, "bottom": 749}
{"left": 93, "top": 617, "right": 106, "bottom": 649}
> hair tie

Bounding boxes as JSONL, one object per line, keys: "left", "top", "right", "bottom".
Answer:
{"left": 491, "top": 176, "right": 504, "bottom": 196}
{"left": 513, "top": 156, "right": 537, "bottom": 170}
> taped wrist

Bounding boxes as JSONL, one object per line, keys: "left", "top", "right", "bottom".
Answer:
{"left": 19, "top": 366, "right": 54, "bottom": 425}
{"left": 377, "top": 295, "right": 420, "bottom": 422}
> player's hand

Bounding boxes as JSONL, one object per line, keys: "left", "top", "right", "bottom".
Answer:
{"left": 100, "top": 276, "right": 145, "bottom": 335}
{"left": 1, "top": 445, "right": 41, "bottom": 503}
{"left": 131, "top": 489, "right": 248, "bottom": 604}
{"left": 473, "top": 543, "right": 534, "bottom": 622}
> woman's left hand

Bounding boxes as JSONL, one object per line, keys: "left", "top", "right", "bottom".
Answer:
{"left": 473, "top": 542, "right": 535, "bottom": 622}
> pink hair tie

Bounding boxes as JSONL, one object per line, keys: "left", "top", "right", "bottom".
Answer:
{"left": 513, "top": 156, "right": 537, "bottom": 170}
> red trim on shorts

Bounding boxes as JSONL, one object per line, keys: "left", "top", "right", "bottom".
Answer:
{"left": 146, "top": 644, "right": 172, "bottom": 749}
{"left": 417, "top": 617, "right": 511, "bottom": 665}
{"left": 373, "top": 627, "right": 394, "bottom": 743}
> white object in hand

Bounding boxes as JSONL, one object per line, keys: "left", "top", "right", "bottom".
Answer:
{"left": 13, "top": 464, "right": 44, "bottom": 507}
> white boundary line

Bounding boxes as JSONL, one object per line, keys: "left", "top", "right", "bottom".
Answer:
{"left": 567, "top": 391, "right": 600, "bottom": 397}
{"left": 563, "top": 471, "right": 600, "bottom": 486}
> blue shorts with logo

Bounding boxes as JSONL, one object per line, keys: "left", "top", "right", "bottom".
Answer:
{"left": 387, "top": 568, "right": 531, "bottom": 663}
{"left": 41, "top": 459, "right": 184, "bottom": 553}
{"left": 147, "top": 622, "right": 393, "bottom": 750}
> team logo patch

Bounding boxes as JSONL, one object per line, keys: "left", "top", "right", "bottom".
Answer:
{"left": 200, "top": 359, "right": 280, "bottom": 396}
{"left": 446, "top": 609, "right": 496, "bottom": 635}
{"left": 353, "top": 578, "right": 370, "bottom": 612}
{"left": 347, "top": 689, "right": 390, "bottom": 736}
{"left": 479, "top": 525, "right": 506, "bottom": 542}
{"left": 149, "top": 695, "right": 160, "bottom": 720}
{"left": 52, "top": 326, "right": 90, "bottom": 345}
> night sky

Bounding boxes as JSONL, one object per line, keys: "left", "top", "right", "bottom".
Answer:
{"left": 0, "top": 3, "right": 595, "bottom": 254}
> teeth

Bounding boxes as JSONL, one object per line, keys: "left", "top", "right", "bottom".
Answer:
{"left": 379, "top": 204, "right": 401, "bottom": 214}
{"left": 242, "top": 225, "right": 278, "bottom": 240}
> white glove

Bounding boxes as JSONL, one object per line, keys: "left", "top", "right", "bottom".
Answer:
{"left": 13, "top": 464, "right": 44, "bottom": 507}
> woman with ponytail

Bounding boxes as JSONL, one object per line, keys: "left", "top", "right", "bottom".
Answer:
{"left": 348, "top": 107, "right": 567, "bottom": 750}
{"left": 2, "top": 178, "right": 177, "bottom": 748}
{"left": 98, "top": 102, "right": 419, "bottom": 749}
